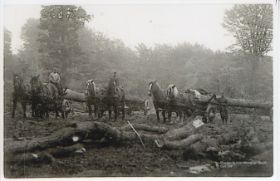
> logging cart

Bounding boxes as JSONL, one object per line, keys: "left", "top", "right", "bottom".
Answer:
{"left": 184, "top": 89, "right": 272, "bottom": 123}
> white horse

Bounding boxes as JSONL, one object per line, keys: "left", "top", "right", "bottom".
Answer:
{"left": 166, "top": 84, "right": 189, "bottom": 123}
{"left": 85, "top": 79, "right": 99, "bottom": 118}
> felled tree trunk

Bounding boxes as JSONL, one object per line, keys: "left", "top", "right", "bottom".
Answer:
{"left": 5, "top": 118, "right": 205, "bottom": 157}
{"left": 64, "top": 89, "right": 86, "bottom": 102}
{"left": 120, "top": 124, "right": 168, "bottom": 133}
{"left": 157, "top": 134, "right": 203, "bottom": 150}
{"left": 182, "top": 126, "right": 273, "bottom": 161}
{"left": 6, "top": 144, "right": 85, "bottom": 165}
{"left": 5, "top": 117, "right": 271, "bottom": 164}
{"left": 163, "top": 116, "right": 203, "bottom": 141}
{"left": 196, "top": 95, "right": 272, "bottom": 110}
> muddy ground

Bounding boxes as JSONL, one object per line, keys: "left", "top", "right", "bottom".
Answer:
{"left": 4, "top": 106, "right": 273, "bottom": 177}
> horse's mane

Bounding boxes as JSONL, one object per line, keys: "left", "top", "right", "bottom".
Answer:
{"left": 150, "top": 80, "right": 166, "bottom": 101}
{"left": 167, "top": 84, "right": 179, "bottom": 98}
{"left": 86, "top": 80, "right": 96, "bottom": 97}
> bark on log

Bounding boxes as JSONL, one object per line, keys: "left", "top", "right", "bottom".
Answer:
{"left": 5, "top": 118, "right": 206, "bottom": 156}
{"left": 240, "top": 142, "right": 273, "bottom": 156}
{"left": 196, "top": 95, "right": 272, "bottom": 109}
{"left": 4, "top": 118, "right": 272, "bottom": 164}
{"left": 6, "top": 144, "right": 85, "bottom": 165}
{"left": 120, "top": 124, "right": 168, "bottom": 133}
{"left": 160, "top": 134, "right": 203, "bottom": 150}
{"left": 4, "top": 121, "right": 162, "bottom": 154}
{"left": 5, "top": 126, "right": 87, "bottom": 154}
{"left": 164, "top": 116, "right": 204, "bottom": 141}
{"left": 182, "top": 125, "right": 272, "bottom": 161}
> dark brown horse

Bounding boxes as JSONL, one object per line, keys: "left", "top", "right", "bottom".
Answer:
{"left": 11, "top": 74, "right": 31, "bottom": 118}
{"left": 30, "top": 75, "right": 62, "bottom": 118}
{"left": 148, "top": 80, "right": 167, "bottom": 122}
{"left": 101, "top": 78, "right": 125, "bottom": 121}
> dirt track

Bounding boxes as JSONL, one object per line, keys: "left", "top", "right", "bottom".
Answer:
{"left": 4, "top": 109, "right": 273, "bottom": 177}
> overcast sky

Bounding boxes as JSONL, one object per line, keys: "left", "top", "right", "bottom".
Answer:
{"left": 4, "top": 4, "right": 235, "bottom": 54}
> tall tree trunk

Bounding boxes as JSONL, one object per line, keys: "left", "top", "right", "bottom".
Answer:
{"left": 249, "top": 56, "right": 260, "bottom": 97}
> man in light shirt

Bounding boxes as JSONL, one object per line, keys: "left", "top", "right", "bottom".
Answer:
{"left": 49, "top": 67, "right": 63, "bottom": 96}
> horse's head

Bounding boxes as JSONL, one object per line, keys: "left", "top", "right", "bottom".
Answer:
{"left": 107, "top": 78, "right": 118, "bottom": 96}
{"left": 30, "top": 75, "right": 42, "bottom": 94}
{"left": 167, "top": 84, "right": 178, "bottom": 99}
{"left": 148, "top": 80, "right": 159, "bottom": 97}
{"left": 13, "top": 74, "right": 23, "bottom": 90}
{"left": 86, "top": 79, "right": 96, "bottom": 96}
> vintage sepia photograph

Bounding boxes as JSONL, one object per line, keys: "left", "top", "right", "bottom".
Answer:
{"left": 1, "top": 0, "right": 277, "bottom": 178}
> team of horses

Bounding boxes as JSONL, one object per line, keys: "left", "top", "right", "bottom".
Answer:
{"left": 12, "top": 74, "right": 71, "bottom": 119}
{"left": 148, "top": 80, "right": 207, "bottom": 123}
{"left": 85, "top": 78, "right": 125, "bottom": 121}
{"left": 12, "top": 74, "right": 125, "bottom": 121}
{"left": 12, "top": 73, "right": 200, "bottom": 123}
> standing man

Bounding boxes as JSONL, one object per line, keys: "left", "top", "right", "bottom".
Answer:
{"left": 107, "top": 71, "right": 121, "bottom": 96}
{"left": 218, "top": 92, "right": 228, "bottom": 124}
{"left": 111, "top": 72, "right": 120, "bottom": 87}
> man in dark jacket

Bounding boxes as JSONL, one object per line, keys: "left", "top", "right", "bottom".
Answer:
{"left": 218, "top": 93, "right": 228, "bottom": 124}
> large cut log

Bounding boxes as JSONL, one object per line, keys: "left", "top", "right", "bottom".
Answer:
{"left": 6, "top": 144, "right": 85, "bottom": 165}
{"left": 195, "top": 95, "right": 272, "bottom": 109}
{"left": 164, "top": 116, "right": 204, "bottom": 141}
{"left": 4, "top": 121, "right": 160, "bottom": 154}
{"left": 159, "top": 134, "right": 203, "bottom": 150}
{"left": 5, "top": 118, "right": 207, "bottom": 156}
{"left": 120, "top": 124, "right": 168, "bottom": 133}
{"left": 64, "top": 89, "right": 86, "bottom": 102}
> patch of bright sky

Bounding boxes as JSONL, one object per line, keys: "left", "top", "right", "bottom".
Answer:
{"left": 4, "top": 4, "right": 235, "bottom": 54}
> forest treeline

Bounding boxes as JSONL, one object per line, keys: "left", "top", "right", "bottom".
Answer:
{"left": 4, "top": 5, "right": 273, "bottom": 105}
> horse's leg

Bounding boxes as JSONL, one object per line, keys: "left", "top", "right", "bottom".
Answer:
{"left": 122, "top": 101, "right": 125, "bottom": 120}
{"left": 167, "top": 106, "right": 172, "bottom": 122}
{"left": 87, "top": 102, "right": 93, "bottom": 119}
{"left": 12, "top": 98, "right": 17, "bottom": 118}
{"left": 156, "top": 109, "right": 160, "bottom": 121}
{"left": 40, "top": 107, "right": 44, "bottom": 118}
{"left": 176, "top": 111, "right": 181, "bottom": 123}
{"left": 162, "top": 110, "right": 166, "bottom": 122}
{"left": 62, "top": 111, "right": 65, "bottom": 119}
{"left": 32, "top": 96, "right": 38, "bottom": 117}
{"left": 54, "top": 103, "right": 59, "bottom": 119}
{"left": 98, "top": 102, "right": 104, "bottom": 118}
{"left": 31, "top": 98, "right": 35, "bottom": 117}
{"left": 46, "top": 109, "right": 49, "bottom": 119}
{"left": 21, "top": 102, "right": 27, "bottom": 118}
{"left": 108, "top": 105, "right": 112, "bottom": 121}
{"left": 114, "top": 105, "right": 118, "bottom": 121}
{"left": 98, "top": 106, "right": 102, "bottom": 118}
{"left": 179, "top": 111, "right": 183, "bottom": 124}
{"left": 94, "top": 103, "right": 98, "bottom": 118}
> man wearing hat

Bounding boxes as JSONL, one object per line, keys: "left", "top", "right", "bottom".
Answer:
{"left": 111, "top": 72, "right": 120, "bottom": 87}
{"left": 49, "top": 67, "right": 63, "bottom": 96}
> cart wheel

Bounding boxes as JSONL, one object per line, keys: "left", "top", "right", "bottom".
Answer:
{"left": 206, "top": 105, "right": 216, "bottom": 123}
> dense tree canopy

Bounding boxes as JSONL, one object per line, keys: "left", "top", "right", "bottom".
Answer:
{"left": 38, "top": 5, "right": 91, "bottom": 85}
{"left": 18, "top": 18, "right": 41, "bottom": 76}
